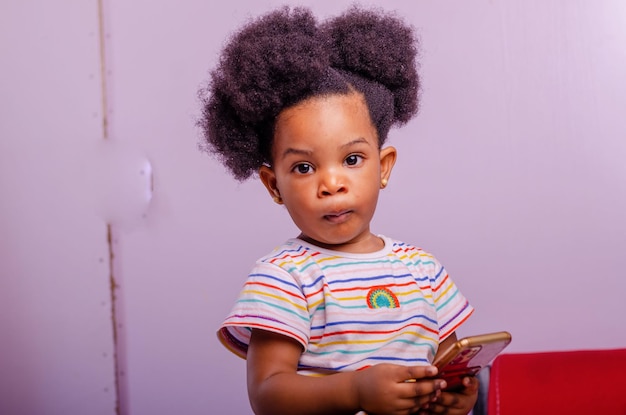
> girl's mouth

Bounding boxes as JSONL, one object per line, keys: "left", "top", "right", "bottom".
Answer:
{"left": 323, "top": 210, "right": 352, "bottom": 224}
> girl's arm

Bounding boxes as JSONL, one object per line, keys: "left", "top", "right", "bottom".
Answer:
{"left": 247, "top": 329, "right": 446, "bottom": 415}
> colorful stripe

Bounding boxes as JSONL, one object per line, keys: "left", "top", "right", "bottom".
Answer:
{"left": 218, "top": 236, "right": 473, "bottom": 374}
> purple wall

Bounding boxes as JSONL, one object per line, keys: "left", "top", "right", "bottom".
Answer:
{"left": 1, "top": 1, "right": 625, "bottom": 414}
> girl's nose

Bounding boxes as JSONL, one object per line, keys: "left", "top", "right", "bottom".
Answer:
{"left": 318, "top": 169, "right": 347, "bottom": 196}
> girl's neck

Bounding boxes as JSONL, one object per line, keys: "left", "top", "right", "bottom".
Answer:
{"left": 297, "top": 232, "right": 385, "bottom": 254}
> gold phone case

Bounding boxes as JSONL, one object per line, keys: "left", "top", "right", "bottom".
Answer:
{"left": 433, "top": 331, "right": 512, "bottom": 389}
{"left": 434, "top": 331, "right": 512, "bottom": 368}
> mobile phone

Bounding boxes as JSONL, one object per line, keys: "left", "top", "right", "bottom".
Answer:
{"left": 433, "top": 331, "right": 512, "bottom": 390}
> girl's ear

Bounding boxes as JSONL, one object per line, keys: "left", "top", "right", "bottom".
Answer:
{"left": 379, "top": 146, "right": 397, "bottom": 188}
{"left": 259, "top": 165, "right": 283, "bottom": 204}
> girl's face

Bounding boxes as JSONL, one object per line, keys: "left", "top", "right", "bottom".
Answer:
{"left": 259, "top": 92, "right": 396, "bottom": 253}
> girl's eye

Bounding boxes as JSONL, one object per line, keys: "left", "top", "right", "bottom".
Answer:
{"left": 293, "top": 163, "right": 313, "bottom": 174}
{"left": 345, "top": 154, "right": 363, "bottom": 166}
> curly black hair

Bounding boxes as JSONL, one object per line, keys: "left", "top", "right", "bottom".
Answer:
{"left": 199, "top": 5, "right": 420, "bottom": 180}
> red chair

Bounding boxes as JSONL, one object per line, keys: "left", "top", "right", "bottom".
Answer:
{"left": 487, "top": 348, "right": 626, "bottom": 414}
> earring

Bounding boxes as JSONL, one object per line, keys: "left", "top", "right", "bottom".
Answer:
{"left": 272, "top": 190, "right": 283, "bottom": 204}
{"left": 381, "top": 178, "right": 388, "bottom": 188}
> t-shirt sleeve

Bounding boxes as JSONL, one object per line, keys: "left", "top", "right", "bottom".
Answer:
{"left": 217, "top": 261, "right": 311, "bottom": 358}
{"left": 430, "top": 258, "right": 474, "bottom": 341}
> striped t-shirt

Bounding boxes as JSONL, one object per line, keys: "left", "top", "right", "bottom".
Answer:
{"left": 218, "top": 236, "right": 473, "bottom": 375}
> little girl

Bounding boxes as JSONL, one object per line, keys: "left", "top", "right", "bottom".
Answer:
{"left": 200, "top": 6, "right": 477, "bottom": 415}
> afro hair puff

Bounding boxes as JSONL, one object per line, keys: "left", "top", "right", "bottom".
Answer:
{"left": 199, "top": 5, "right": 420, "bottom": 180}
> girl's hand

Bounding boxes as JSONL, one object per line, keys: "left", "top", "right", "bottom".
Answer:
{"left": 417, "top": 376, "right": 479, "bottom": 415}
{"left": 354, "top": 364, "right": 447, "bottom": 415}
